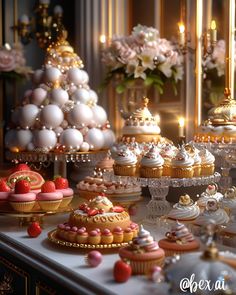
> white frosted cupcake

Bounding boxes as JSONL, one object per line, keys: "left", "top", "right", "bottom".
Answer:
{"left": 160, "top": 144, "right": 177, "bottom": 176}
{"left": 140, "top": 145, "right": 164, "bottom": 178}
{"left": 221, "top": 186, "right": 236, "bottom": 214}
{"left": 194, "top": 199, "right": 229, "bottom": 232}
{"left": 113, "top": 147, "right": 137, "bottom": 176}
{"left": 199, "top": 148, "right": 215, "bottom": 176}
{"left": 167, "top": 194, "right": 200, "bottom": 223}
{"left": 171, "top": 146, "right": 194, "bottom": 178}
{"left": 197, "top": 183, "right": 223, "bottom": 209}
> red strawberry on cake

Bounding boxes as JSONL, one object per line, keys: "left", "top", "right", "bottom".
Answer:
{"left": 0, "top": 179, "right": 11, "bottom": 209}
{"left": 9, "top": 179, "right": 36, "bottom": 212}
{"left": 54, "top": 177, "right": 73, "bottom": 208}
{"left": 37, "top": 181, "right": 63, "bottom": 211}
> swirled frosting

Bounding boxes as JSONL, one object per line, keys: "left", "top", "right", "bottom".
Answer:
{"left": 168, "top": 200, "right": 200, "bottom": 220}
{"left": 160, "top": 144, "right": 177, "bottom": 160}
{"left": 199, "top": 149, "right": 215, "bottom": 165}
{"left": 166, "top": 221, "right": 195, "bottom": 244}
{"left": 193, "top": 152, "right": 201, "bottom": 165}
{"left": 195, "top": 207, "right": 229, "bottom": 226}
{"left": 132, "top": 225, "right": 159, "bottom": 252}
{"left": 221, "top": 197, "right": 236, "bottom": 210}
{"left": 113, "top": 147, "right": 137, "bottom": 166}
{"left": 198, "top": 184, "right": 223, "bottom": 207}
{"left": 171, "top": 146, "right": 194, "bottom": 167}
{"left": 141, "top": 145, "right": 164, "bottom": 168}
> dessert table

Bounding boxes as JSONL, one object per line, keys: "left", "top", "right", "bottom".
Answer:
{"left": 0, "top": 198, "right": 235, "bottom": 295}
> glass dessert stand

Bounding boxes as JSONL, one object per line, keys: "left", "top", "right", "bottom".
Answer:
{"left": 194, "top": 142, "right": 236, "bottom": 191}
{"left": 104, "top": 171, "right": 221, "bottom": 224}
{"left": 5, "top": 150, "right": 108, "bottom": 178}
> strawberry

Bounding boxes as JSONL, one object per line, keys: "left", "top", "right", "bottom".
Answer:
{"left": 41, "top": 181, "right": 56, "bottom": 193}
{"left": 54, "top": 177, "right": 69, "bottom": 189}
{"left": 15, "top": 180, "right": 30, "bottom": 194}
{"left": 0, "top": 179, "right": 11, "bottom": 192}
{"left": 11, "top": 163, "right": 31, "bottom": 174}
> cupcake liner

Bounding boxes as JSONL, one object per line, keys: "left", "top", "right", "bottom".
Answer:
{"left": 162, "top": 165, "right": 171, "bottom": 176}
{"left": 38, "top": 200, "right": 62, "bottom": 211}
{"left": 10, "top": 201, "right": 36, "bottom": 212}
{"left": 140, "top": 166, "right": 163, "bottom": 178}
{"left": 113, "top": 164, "right": 137, "bottom": 176}
{"left": 193, "top": 165, "right": 201, "bottom": 177}
{"left": 171, "top": 167, "right": 194, "bottom": 178}
{"left": 129, "top": 257, "right": 165, "bottom": 275}
{"left": 59, "top": 196, "right": 73, "bottom": 208}
{"left": 162, "top": 248, "right": 199, "bottom": 257}
{"left": 201, "top": 164, "right": 215, "bottom": 176}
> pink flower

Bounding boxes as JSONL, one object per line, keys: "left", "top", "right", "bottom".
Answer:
{"left": 0, "top": 49, "right": 16, "bottom": 72}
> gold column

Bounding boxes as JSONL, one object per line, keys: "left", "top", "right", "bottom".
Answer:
{"left": 195, "top": 0, "right": 203, "bottom": 130}
{"left": 225, "top": 0, "right": 235, "bottom": 95}
{"left": 13, "top": 0, "right": 18, "bottom": 43}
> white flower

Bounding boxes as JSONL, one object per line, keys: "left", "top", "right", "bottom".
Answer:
{"left": 134, "top": 66, "right": 146, "bottom": 79}
{"left": 139, "top": 48, "right": 156, "bottom": 70}
{"left": 158, "top": 61, "right": 172, "bottom": 77}
{"left": 126, "top": 59, "right": 138, "bottom": 75}
{"left": 174, "top": 66, "right": 184, "bottom": 82}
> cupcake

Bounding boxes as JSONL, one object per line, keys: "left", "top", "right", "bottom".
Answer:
{"left": 167, "top": 194, "right": 200, "bottom": 222}
{"left": 88, "top": 230, "right": 101, "bottom": 245}
{"left": 199, "top": 148, "right": 215, "bottom": 176}
{"left": 197, "top": 183, "right": 223, "bottom": 209}
{"left": 221, "top": 186, "right": 236, "bottom": 214}
{"left": 9, "top": 179, "right": 36, "bottom": 212}
{"left": 54, "top": 177, "right": 74, "bottom": 208}
{"left": 37, "top": 181, "right": 63, "bottom": 211}
{"left": 119, "top": 225, "right": 165, "bottom": 275}
{"left": 76, "top": 227, "right": 88, "bottom": 244}
{"left": 192, "top": 151, "right": 202, "bottom": 177}
{"left": 194, "top": 199, "right": 229, "bottom": 230}
{"left": 0, "top": 179, "right": 11, "bottom": 210}
{"left": 101, "top": 229, "right": 113, "bottom": 244}
{"left": 140, "top": 145, "right": 164, "bottom": 178}
{"left": 171, "top": 146, "right": 194, "bottom": 178}
{"left": 160, "top": 144, "right": 176, "bottom": 176}
{"left": 158, "top": 221, "right": 200, "bottom": 256}
{"left": 221, "top": 213, "right": 236, "bottom": 247}
{"left": 113, "top": 147, "right": 137, "bottom": 176}
{"left": 96, "top": 153, "right": 114, "bottom": 172}
{"left": 113, "top": 226, "right": 124, "bottom": 243}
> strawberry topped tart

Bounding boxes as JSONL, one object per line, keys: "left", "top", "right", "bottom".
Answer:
{"left": 37, "top": 181, "right": 63, "bottom": 211}
{"left": 0, "top": 179, "right": 11, "bottom": 209}
{"left": 56, "top": 194, "right": 139, "bottom": 245}
{"left": 54, "top": 177, "right": 74, "bottom": 208}
{"left": 9, "top": 179, "right": 36, "bottom": 212}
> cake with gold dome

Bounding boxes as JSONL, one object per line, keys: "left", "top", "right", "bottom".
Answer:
{"left": 122, "top": 97, "right": 161, "bottom": 143}
{"left": 196, "top": 88, "right": 236, "bottom": 143}
{"left": 56, "top": 194, "right": 139, "bottom": 245}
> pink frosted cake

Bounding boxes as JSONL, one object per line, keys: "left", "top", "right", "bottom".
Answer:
{"left": 37, "top": 181, "right": 63, "bottom": 211}
{"left": 54, "top": 177, "right": 74, "bottom": 208}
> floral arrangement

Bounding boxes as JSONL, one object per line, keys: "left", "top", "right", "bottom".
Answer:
{"left": 101, "top": 24, "right": 184, "bottom": 95}
{"left": 203, "top": 39, "right": 236, "bottom": 78}
{"left": 0, "top": 43, "right": 32, "bottom": 80}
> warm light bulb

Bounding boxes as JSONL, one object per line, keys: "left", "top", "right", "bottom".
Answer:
{"left": 178, "top": 117, "right": 185, "bottom": 127}
{"left": 211, "top": 20, "right": 216, "bottom": 30}
{"left": 99, "top": 35, "right": 106, "bottom": 44}
{"left": 178, "top": 23, "right": 185, "bottom": 34}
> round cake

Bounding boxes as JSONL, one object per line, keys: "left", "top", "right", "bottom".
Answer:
{"left": 56, "top": 194, "right": 139, "bottom": 245}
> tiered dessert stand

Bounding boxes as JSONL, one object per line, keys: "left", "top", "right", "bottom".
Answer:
{"left": 104, "top": 171, "right": 221, "bottom": 223}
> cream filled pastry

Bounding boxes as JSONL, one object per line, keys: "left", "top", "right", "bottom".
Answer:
{"left": 199, "top": 148, "right": 215, "bottom": 165}
{"left": 221, "top": 186, "right": 236, "bottom": 212}
{"left": 113, "top": 146, "right": 138, "bottom": 176}
{"left": 195, "top": 198, "right": 229, "bottom": 226}
{"left": 171, "top": 146, "right": 194, "bottom": 178}
{"left": 167, "top": 194, "right": 200, "bottom": 221}
{"left": 197, "top": 183, "right": 223, "bottom": 208}
{"left": 141, "top": 145, "right": 164, "bottom": 168}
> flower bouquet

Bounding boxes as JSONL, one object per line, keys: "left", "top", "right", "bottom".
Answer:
{"left": 0, "top": 43, "right": 32, "bottom": 80}
{"left": 101, "top": 24, "right": 184, "bottom": 95}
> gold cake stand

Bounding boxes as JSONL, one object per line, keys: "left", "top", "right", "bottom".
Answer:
{"left": 48, "top": 229, "right": 129, "bottom": 249}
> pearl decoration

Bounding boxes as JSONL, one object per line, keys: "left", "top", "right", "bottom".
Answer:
{"left": 15, "top": 130, "right": 33, "bottom": 151}
{"left": 40, "top": 104, "right": 64, "bottom": 128}
{"left": 44, "top": 67, "right": 61, "bottom": 83}
{"left": 86, "top": 250, "right": 102, "bottom": 267}
{"left": 33, "top": 129, "right": 57, "bottom": 150}
{"left": 33, "top": 69, "right": 44, "bottom": 84}
{"left": 31, "top": 88, "right": 47, "bottom": 106}
{"left": 67, "top": 68, "right": 89, "bottom": 85}
{"left": 67, "top": 104, "right": 93, "bottom": 127}
{"left": 102, "top": 129, "right": 116, "bottom": 149}
{"left": 71, "top": 88, "right": 90, "bottom": 104}
{"left": 91, "top": 105, "right": 107, "bottom": 127}
{"left": 89, "top": 90, "right": 98, "bottom": 104}
{"left": 59, "top": 129, "right": 83, "bottom": 150}
{"left": 50, "top": 88, "right": 69, "bottom": 106}
{"left": 84, "top": 128, "right": 105, "bottom": 151}
{"left": 79, "top": 142, "right": 90, "bottom": 152}
{"left": 19, "top": 104, "right": 39, "bottom": 128}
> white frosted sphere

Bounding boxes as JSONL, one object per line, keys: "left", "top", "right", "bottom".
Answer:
{"left": 71, "top": 88, "right": 90, "bottom": 104}
{"left": 80, "top": 70, "right": 89, "bottom": 84}
{"left": 67, "top": 104, "right": 93, "bottom": 127}
{"left": 31, "top": 88, "right": 47, "bottom": 105}
{"left": 5, "top": 130, "right": 18, "bottom": 149}
{"left": 24, "top": 89, "right": 33, "bottom": 99}
{"left": 59, "top": 129, "right": 83, "bottom": 149}
{"left": 19, "top": 104, "right": 39, "bottom": 128}
{"left": 50, "top": 88, "right": 69, "bottom": 106}
{"left": 67, "top": 68, "right": 84, "bottom": 85}
{"left": 44, "top": 67, "right": 61, "bottom": 83}
{"left": 80, "top": 142, "right": 90, "bottom": 152}
{"left": 33, "top": 69, "right": 44, "bottom": 84}
{"left": 33, "top": 129, "right": 57, "bottom": 150}
{"left": 40, "top": 105, "right": 64, "bottom": 128}
{"left": 11, "top": 107, "right": 22, "bottom": 125}
{"left": 89, "top": 90, "right": 98, "bottom": 104}
{"left": 15, "top": 130, "right": 33, "bottom": 151}
{"left": 84, "top": 128, "right": 105, "bottom": 151}
{"left": 102, "top": 129, "right": 116, "bottom": 149}
{"left": 91, "top": 105, "right": 107, "bottom": 127}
